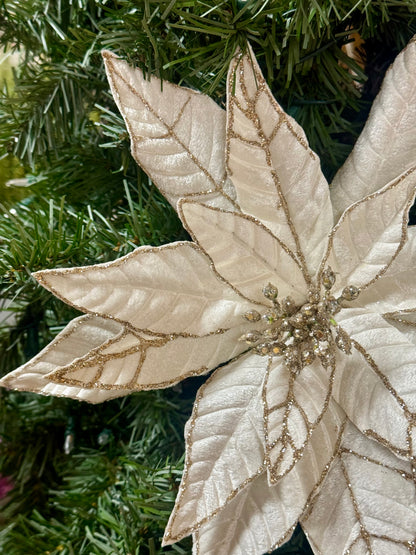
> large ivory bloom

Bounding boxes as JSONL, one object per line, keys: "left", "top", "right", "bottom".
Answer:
{"left": 2, "top": 41, "right": 416, "bottom": 554}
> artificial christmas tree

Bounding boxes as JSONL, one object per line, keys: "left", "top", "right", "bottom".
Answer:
{"left": 1, "top": 1, "right": 416, "bottom": 553}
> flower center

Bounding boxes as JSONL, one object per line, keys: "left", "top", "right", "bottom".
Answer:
{"left": 239, "top": 268, "right": 359, "bottom": 373}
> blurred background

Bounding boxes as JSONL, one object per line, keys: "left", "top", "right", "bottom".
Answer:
{"left": 0, "top": 1, "right": 415, "bottom": 553}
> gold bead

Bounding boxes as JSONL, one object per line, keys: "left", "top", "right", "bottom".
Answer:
{"left": 312, "top": 326, "right": 327, "bottom": 340}
{"left": 281, "top": 296, "right": 296, "bottom": 315}
{"left": 325, "top": 297, "right": 340, "bottom": 315}
{"left": 307, "top": 290, "right": 320, "bottom": 304}
{"left": 293, "top": 327, "right": 307, "bottom": 340}
{"left": 263, "top": 328, "right": 276, "bottom": 339}
{"left": 284, "top": 346, "right": 298, "bottom": 363}
{"left": 270, "top": 342, "right": 286, "bottom": 356}
{"left": 262, "top": 308, "right": 279, "bottom": 323}
{"left": 301, "top": 303, "right": 315, "bottom": 317}
{"left": 243, "top": 310, "right": 261, "bottom": 322}
{"left": 314, "top": 343, "right": 330, "bottom": 357}
{"left": 301, "top": 349, "right": 315, "bottom": 365}
{"left": 263, "top": 282, "right": 278, "bottom": 300}
{"left": 341, "top": 285, "right": 360, "bottom": 301}
{"left": 289, "top": 313, "right": 304, "bottom": 327}
{"left": 239, "top": 331, "right": 261, "bottom": 344}
{"left": 322, "top": 267, "right": 336, "bottom": 289}
{"left": 255, "top": 343, "right": 271, "bottom": 356}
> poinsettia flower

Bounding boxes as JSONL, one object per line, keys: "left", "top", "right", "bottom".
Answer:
{"left": 2, "top": 39, "right": 416, "bottom": 554}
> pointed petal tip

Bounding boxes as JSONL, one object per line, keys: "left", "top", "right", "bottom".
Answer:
{"left": 161, "top": 531, "right": 176, "bottom": 547}
{"left": 0, "top": 375, "right": 10, "bottom": 389}
{"left": 32, "top": 269, "right": 54, "bottom": 290}
{"left": 232, "top": 44, "right": 243, "bottom": 57}
{"left": 233, "top": 41, "right": 254, "bottom": 56}
{"left": 101, "top": 49, "right": 118, "bottom": 62}
{"left": 32, "top": 269, "right": 44, "bottom": 282}
{"left": 0, "top": 373, "right": 39, "bottom": 396}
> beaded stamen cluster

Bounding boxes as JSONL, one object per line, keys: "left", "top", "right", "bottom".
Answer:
{"left": 239, "top": 267, "right": 359, "bottom": 374}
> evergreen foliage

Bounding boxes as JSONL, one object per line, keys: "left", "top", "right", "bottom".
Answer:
{"left": 0, "top": 1, "right": 415, "bottom": 553}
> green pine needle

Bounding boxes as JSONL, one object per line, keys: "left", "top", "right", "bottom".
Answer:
{"left": 1, "top": 1, "right": 416, "bottom": 553}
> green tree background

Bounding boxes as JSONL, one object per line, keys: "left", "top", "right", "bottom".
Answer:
{"left": 0, "top": 1, "right": 415, "bottom": 553}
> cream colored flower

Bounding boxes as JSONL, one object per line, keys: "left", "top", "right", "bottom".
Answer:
{"left": 2, "top": 40, "right": 416, "bottom": 554}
